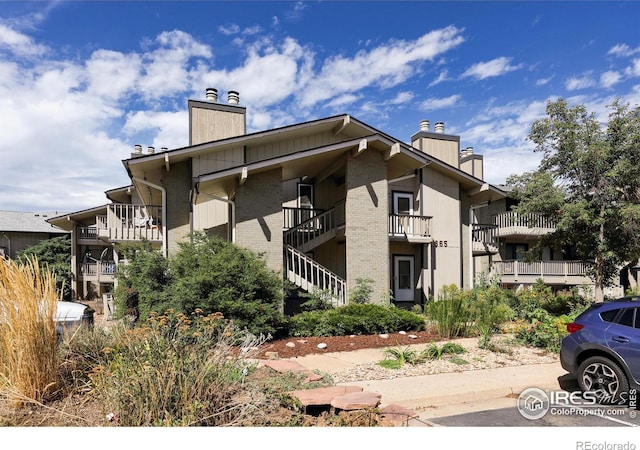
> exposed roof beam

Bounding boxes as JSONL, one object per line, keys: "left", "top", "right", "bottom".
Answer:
{"left": 164, "top": 153, "right": 170, "bottom": 171}
{"left": 384, "top": 143, "right": 401, "bottom": 161}
{"left": 239, "top": 166, "right": 248, "bottom": 185}
{"left": 333, "top": 115, "right": 351, "bottom": 136}
{"left": 352, "top": 138, "right": 367, "bottom": 157}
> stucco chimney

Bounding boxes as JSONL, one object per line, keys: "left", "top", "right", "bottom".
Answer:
{"left": 434, "top": 122, "right": 445, "bottom": 133}
{"left": 228, "top": 90, "right": 240, "bottom": 105}
{"left": 147, "top": 146, "right": 155, "bottom": 155}
{"left": 205, "top": 87, "right": 218, "bottom": 102}
{"left": 419, "top": 120, "right": 430, "bottom": 132}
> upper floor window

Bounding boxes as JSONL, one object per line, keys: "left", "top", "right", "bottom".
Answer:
{"left": 297, "top": 183, "right": 314, "bottom": 209}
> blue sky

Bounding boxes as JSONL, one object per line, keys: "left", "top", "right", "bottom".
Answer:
{"left": 3, "top": 1, "right": 640, "bottom": 213}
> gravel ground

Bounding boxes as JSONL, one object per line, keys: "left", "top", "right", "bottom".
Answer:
{"left": 329, "top": 337, "right": 559, "bottom": 383}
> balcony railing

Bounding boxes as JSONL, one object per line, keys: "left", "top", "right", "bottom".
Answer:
{"left": 97, "top": 204, "right": 163, "bottom": 242}
{"left": 388, "top": 214, "right": 432, "bottom": 241}
{"left": 283, "top": 207, "right": 324, "bottom": 229}
{"left": 492, "top": 260, "right": 590, "bottom": 284}
{"left": 492, "top": 212, "right": 555, "bottom": 237}
{"left": 78, "top": 227, "right": 98, "bottom": 240}
{"left": 472, "top": 223, "right": 499, "bottom": 254}
{"left": 79, "top": 262, "right": 117, "bottom": 281}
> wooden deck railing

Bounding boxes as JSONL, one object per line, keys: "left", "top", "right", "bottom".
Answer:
{"left": 284, "top": 244, "right": 346, "bottom": 306}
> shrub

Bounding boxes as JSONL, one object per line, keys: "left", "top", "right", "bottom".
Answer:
{"left": 426, "top": 285, "right": 471, "bottom": 338}
{"left": 299, "top": 289, "right": 335, "bottom": 312}
{"left": 115, "top": 234, "right": 288, "bottom": 337}
{"left": 288, "top": 303, "right": 425, "bottom": 337}
{"left": 348, "top": 278, "right": 374, "bottom": 304}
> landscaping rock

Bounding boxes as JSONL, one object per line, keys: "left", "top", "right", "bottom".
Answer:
{"left": 285, "top": 342, "right": 296, "bottom": 348}
{"left": 290, "top": 385, "right": 363, "bottom": 407}
{"left": 317, "top": 343, "right": 327, "bottom": 349}
{"left": 331, "top": 391, "right": 381, "bottom": 410}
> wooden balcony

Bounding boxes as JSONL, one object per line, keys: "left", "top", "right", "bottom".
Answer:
{"left": 96, "top": 204, "right": 163, "bottom": 242}
{"left": 388, "top": 214, "right": 432, "bottom": 243}
{"left": 493, "top": 212, "right": 555, "bottom": 238}
{"left": 492, "top": 260, "right": 591, "bottom": 285}
{"left": 472, "top": 223, "right": 499, "bottom": 255}
{"left": 79, "top": 262, "right": 116, "bottom": 283}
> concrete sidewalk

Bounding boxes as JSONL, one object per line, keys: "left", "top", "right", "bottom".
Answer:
{"left": 287, "top": 345, "right": 566, "bottom": 421}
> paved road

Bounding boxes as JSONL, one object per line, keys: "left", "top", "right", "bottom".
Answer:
{"left": 424, "top": 375, "right": 640, "bottom": 427}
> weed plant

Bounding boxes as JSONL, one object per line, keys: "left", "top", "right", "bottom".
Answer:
{"left": 88, "top": 309, "right": 271, "bottom": 426}
{"left": 0, "top": 257, "right": 59, "bottom": 406}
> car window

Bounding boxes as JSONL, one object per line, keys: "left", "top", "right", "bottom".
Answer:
{"left": 600, "top": 309, "right": 620, "bottom": 323}
{"left": 617, "top": 308, "right": 635, "bottom": 328}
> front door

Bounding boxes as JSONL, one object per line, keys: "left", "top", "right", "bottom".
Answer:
{"left": 392, "top": 192, "right": 413, "bottom": 235}
{"left": 393, "top": 255, "right": 415, "bottom": 302}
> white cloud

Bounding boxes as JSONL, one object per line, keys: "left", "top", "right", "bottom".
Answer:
{"left": 429, "top": 70, "right": 450, "bottom": 87}
{"left": 461, "top": 57, "right": 522, "bottom": 80}
{"left": 218, "top": 24, "right": 240, "bottom": 36}
{"left": 608, "top": 43, "right": 640, "bottom": 58}
{"left": 0, "top": 24, "right": 47, "bottom": 57}
{"left": 419, "top": 94, "right": 461, "bottom": 111}
{"left": 600, "top": 70, "right": 622, "bottom": 89}
{"left": 536, "top": 75, "right": 554, "bottom": 86}
{"left": 565, "top": 72, "right": 596, "bottom": 91}
{"left": 299, "top": 26, "right": 465, "bottom": 107}
{"left": 624, "top": 59, "right": 640, "bottom": 78}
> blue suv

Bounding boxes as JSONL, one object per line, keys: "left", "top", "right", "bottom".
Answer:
{"left": 560, "top": 296, "right": 640, "bottom": 404}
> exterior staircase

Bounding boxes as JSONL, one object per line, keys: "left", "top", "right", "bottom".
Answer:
{"left": 283, "top": 206, "right": 346, "bottom": 306}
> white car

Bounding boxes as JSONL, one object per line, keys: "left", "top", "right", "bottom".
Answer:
{"left": 55, "top": 301, "right": 94, "bottom": 336}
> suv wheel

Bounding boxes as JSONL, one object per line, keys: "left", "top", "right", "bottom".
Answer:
{"left": 577, "top": 356, "right": 629, "bottom": 404}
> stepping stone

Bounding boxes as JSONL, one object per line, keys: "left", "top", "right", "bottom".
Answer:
{"left": 380, "top": 404, "right": 420, "bottom": 427}
{"left": 291, "top": 385, "right": 363, "bottom": 407}
{"left": 263, "top": 359, "right": 309, "bottom": 373}
{"left": 331, "top": 391, "right": 381, "bottom": 410}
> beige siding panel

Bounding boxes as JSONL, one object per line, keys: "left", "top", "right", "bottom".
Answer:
{"left": 191, "top": 108, "right": 245, "bottom": 145}
{"left": 192, "top": 147, "right": 244, "bottom": 177}
{"left": 314, "top": 240, "right": 346, "bottom": 279}
{"left": 193, "top": 199, "right": 229, "bottom": 237}
{"left": 245, "top": 131, "right": 343, "bottom": 163}
{"left": 164, "top": 161, "right": 192, "bottom": 256}
{"left": 421, "top": 166, "right": 462, "bottom": 297}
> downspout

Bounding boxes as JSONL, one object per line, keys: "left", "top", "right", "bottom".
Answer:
{"left": 133, "top": 177, "right": 167, "bottom": 257}
{"left": 194, "top": 184, "right": 236, "bottom": 243}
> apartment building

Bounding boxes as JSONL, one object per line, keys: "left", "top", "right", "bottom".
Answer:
{"left": 48, "top": 88, "right": 602, "bottom": 310}
{"left": 0, "top": 210, "right": 69, "bottom": 259}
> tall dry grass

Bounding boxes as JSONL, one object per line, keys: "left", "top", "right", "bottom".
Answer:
{"left": 0, "top": 257, "right": 59, "bottom": 405}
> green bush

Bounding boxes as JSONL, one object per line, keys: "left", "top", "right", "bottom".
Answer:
{"left": 115, "top": 234, "right": 288, "bottom": 337}
{"left": 288, "top": 303, "right": 425, "bottom": 337}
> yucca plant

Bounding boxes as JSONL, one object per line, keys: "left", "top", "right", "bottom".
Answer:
{"left": 383, "top": 345, "right": 417, "bottom": 366}
{"left": 0, "top": 257, "right": 59, "bottom": 406}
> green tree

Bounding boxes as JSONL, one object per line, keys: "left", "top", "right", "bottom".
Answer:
{"left": 115, "top": 233, "right": 287, "bottom": 337}
{"left": 509, "top": 98, "right": 640, "bottom": 301}
{"left": 16, "top": 235, "right": 72, "bottom": 301}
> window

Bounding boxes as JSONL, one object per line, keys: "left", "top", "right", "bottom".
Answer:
{"left": 506, "top": 243, "right": 528, "bottom": 260}
{"left": 600, "top": 309, "right": 620, "bottom": 323}
{"left": 297, "top": 183, "right": 314, "bottom": 209}
{"left": 617, "top": 308, "right": 635, "bottom": 328}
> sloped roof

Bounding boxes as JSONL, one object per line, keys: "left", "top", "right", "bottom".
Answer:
{"left": 0, "top": 211, "right": 69, "bottom": 233}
